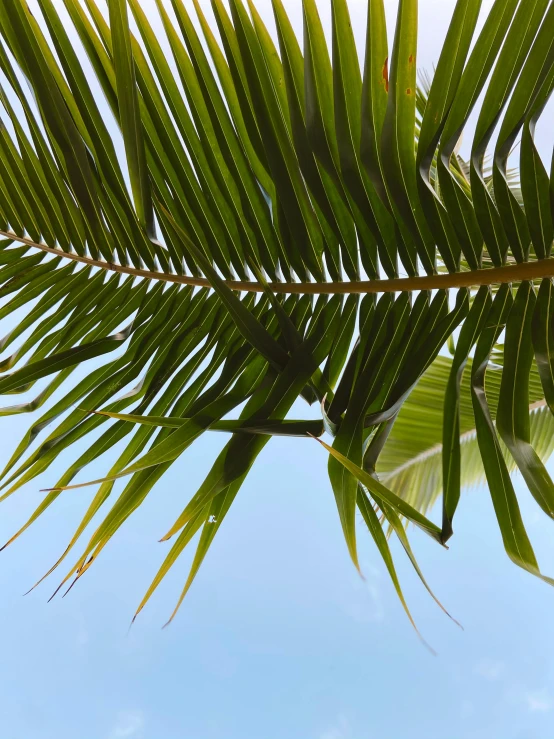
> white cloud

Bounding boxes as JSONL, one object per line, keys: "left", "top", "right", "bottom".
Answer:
{"left": 525, "top": 690, "right": 553, "bottom": 713}
{"left": 365, "top": 565, "right": 385, "bottom": 622}
{"left": 320, "top": 731, "right": 344, "bottom": 739}
{"left": 76, "top": 613, "right": 89, "bottom": 647}
{"left": 319, "top": 715, "right": 350, "bottom": 739}
{"left": 77, "top": 625, "right": 89, "bottom": 646}
{"left": 110, "top": 711, "right": 145, "bottom": 738}
{"left": 474, "top": 659, "right": 504, "bottom": 681}
{"left": 342, "top": 564, "right": 384, "bottom": 624}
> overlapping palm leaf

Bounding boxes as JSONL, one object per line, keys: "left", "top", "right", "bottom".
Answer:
{"left": 378, "top": 351, "right": 554, "bottom": 517}
{"left": 0, "top": 0, "right": 553, "bottom": 629}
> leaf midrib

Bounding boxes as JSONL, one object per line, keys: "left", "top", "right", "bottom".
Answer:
{"left": 3, "top": 228, "right": 554, "bottom": 295}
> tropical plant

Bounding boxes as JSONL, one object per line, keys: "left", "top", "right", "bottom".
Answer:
{"left": 0, "top": 0, "right": 553, "bottom": 631}
{"left": 379, "top": 351, "right": 554, "bottom": 517}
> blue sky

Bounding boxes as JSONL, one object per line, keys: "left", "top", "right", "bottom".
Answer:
{"left": 1, "top": 1, "right": 554, "bottom": 738}
{"left": 2, "top": 401, "right": 554, "bottom": 739}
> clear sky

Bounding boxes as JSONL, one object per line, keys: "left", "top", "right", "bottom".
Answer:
{"left": 1, "top": 1, "right": 554, "bottom": 739}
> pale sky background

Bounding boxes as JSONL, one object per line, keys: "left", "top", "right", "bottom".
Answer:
{"left": 1, "top": 1, "right": 554, "bottom": 738}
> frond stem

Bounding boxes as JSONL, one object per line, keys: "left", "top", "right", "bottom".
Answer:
{"left": 3, "top": 230, "right": 554, "bottom": 294}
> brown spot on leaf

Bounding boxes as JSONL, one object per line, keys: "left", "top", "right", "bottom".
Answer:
{"left": 406, "top": 88, "right": 412, "bottom": 95}
{"left": 383, "top": 57, "right": 389, "bottom": 92}
{"left": 409, "top": 54, "right": 414, "bottom": 64}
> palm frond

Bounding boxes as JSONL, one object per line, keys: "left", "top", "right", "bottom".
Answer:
{"left": 0, "top": 0, "right": 553, "bottom": 631}
{"left": 378, "top": 354, "right": 554, "bottom": 518}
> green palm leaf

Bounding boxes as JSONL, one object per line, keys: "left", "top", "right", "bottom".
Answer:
{"left": 377, "top": 352, "right": 554, "bottom": 518}
{"left": 0, "top": 0, "right": 553, "bottom": 630}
